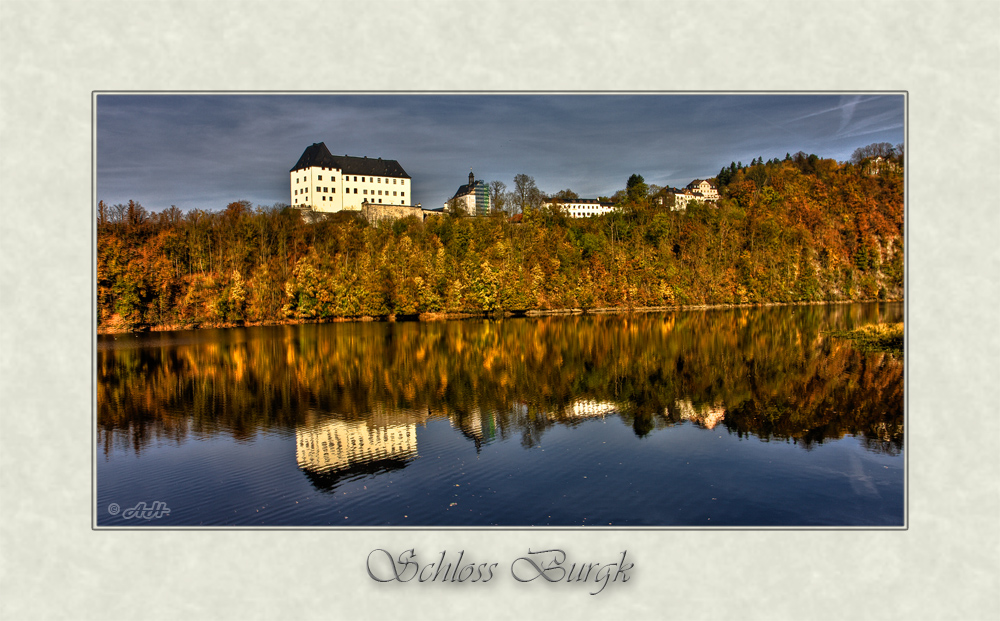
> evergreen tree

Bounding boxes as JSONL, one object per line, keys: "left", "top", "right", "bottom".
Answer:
{"left": 626, "top": 174, "right": 648, "bottom": 203}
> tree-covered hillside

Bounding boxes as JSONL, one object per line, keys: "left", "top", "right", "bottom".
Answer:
{"left": 97, "top": 147, "right": 903, "bottom": 331}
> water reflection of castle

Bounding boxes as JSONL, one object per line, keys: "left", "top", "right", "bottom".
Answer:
{"left": 566, "top": 400, "right": 618, "bottom": 419}
{"left": 296, "top": 419, "right": 417, "bottom": 473}
{"left": 449, "top": 400, "right": 620, "bottom": 452}
{"left": 294, "top": 398, "right": 641, "bottom": 488}
{"left": 295, "top": 408, "right": 423, "bottom": 491}
{"left": 507, "top": 399, "right": 619, "bottom": 421}
{"left": 448, "top": 407, "right": 498, "bottom": 450}
{"left": 673, "top": 399, "right": 726, "bottom": 429}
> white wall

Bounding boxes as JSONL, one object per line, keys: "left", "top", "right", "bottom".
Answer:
{"left": 445, "top": 193, "right": 476, "bottom": 215}
{"left": 291, "top": 166, "right": 410, "bottom": 213}
{"left": 544, "top": 201, "right": 615, "bottom": 218}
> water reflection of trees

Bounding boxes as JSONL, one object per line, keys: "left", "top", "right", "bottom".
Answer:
{"left": 98, "top": 303, "right": 903, "bottom": 457}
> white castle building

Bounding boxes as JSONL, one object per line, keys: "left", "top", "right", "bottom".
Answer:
{"left": 290, "top": 142, "right": 412, "bottom": 212}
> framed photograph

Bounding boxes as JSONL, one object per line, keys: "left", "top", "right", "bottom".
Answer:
{"left": 94, "top": 93, "right": 905, "bottom": 529}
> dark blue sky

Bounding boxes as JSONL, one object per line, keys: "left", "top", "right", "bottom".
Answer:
{"left": 96, "top": 93, "right": 904, "bottom": 212}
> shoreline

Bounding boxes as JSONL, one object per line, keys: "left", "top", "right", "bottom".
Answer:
{"left": 824, "top": 321, "right": 905, "bottom": 354}
{"left": 97, "top": 298, "right": 903, "bottom": 335}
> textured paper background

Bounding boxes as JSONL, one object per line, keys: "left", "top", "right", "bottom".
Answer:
{"left": 1, "top": 1, "right": 998, "bottom": 619}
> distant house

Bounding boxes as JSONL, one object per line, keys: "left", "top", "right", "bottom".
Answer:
{"left": 685, "top": 179, "right": 719, "bottom": 201}
{"left": 668, "top": 179, "right": 719, "bottom": 211}
{"left": 866, "top": 156, "right": 899, "bottom": 175}
{"left": 543, "top": 198, "right": 616, "bottom": 218}
{"left": 290, "top": 142, "right": 412, "bottom": 213}
{"left": 445, "top": 171, "right": 490, "bottom": 216}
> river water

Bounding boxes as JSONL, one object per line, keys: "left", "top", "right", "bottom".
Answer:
{"left": 96, "top": 302, "right": 904, "bottom": 527}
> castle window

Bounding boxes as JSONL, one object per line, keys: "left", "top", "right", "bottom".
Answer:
{"left": 318, "top": 175, "right": 322, "bottom": 180}
{"left": 401, "top": 192, "right": 405, "bottom": 197}
{"left": 363, "top": 189, "right": 367, "bottom": 194}
{"left": 353, "top": 176, "right": 357, "bottom": 181}
{"left": 361, "top": 177, "right": 365, "bottom": 182}
{"left": 393, "top": 179, "right": 397, "bottom": 184}
{"left": 378, "top": 199, "right": 382, "bottom": 203}
{"left": 332, "top": 176, "right": 335, "bottom": 182}
{"left": 393, "top": 191, "right": 397, "bottom": 196}
{"left": 332, "top": 188, "right": 336, "bottom": 193}
{"left": 322, "top": 196, "right": 326, "bottom": 201}
{"left": 354, "top": 189, "right": 357, "bottom": 194}
{"left": 378, "top": 178, "right": 381, "bottom": 183}
{"left": 378, "top": 190, "right": 382, "bottom": 195}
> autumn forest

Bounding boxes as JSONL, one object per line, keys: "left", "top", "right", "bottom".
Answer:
{"left": 97, "top": 148, "right": 904, "bottom": 332}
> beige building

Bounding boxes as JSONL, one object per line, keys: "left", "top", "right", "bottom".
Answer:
{"left": 686, "top": 179, "right": 719, "bottom": 200}
{"left": 866, "top": 156, "right": 899, "bottom": 175}
{"left": 670, "top": 179, "right": 719, "bottom": 211}
{"left": 290, "top": 142, "right": 412, "bottom": 213}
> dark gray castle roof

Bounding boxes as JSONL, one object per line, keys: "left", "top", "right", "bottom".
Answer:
{"left": 449, "top": 180, "right": 487, "bottom": 200}
{"left": 686, "top": 179, "right": 714, "bottom": 189}
{"left": 291, "top": 142, "right": 411, "bottom": 178}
